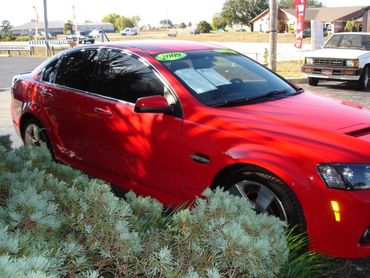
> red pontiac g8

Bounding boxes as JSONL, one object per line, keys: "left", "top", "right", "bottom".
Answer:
{"left": 10, "top": 41, "right": 370, "bottom": 258}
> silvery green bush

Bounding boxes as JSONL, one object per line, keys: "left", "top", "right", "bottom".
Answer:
{"left": 0, "top": 136, "right": 289, "bottom": 277}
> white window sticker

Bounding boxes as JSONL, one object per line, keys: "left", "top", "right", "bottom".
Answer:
{"left": 197, "top": 68, "right": 232, "bottom": 87}
{"left": 175, "top": 68, "right": 217, "bottom": 94}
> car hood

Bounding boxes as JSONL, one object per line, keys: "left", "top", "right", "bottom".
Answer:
{"left": 306, "top": 48, "right": 368, "bottom": 59}
{"left": 211, "top": 92, "right": 370, "bottom": 161}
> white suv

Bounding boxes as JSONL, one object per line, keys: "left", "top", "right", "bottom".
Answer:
{"left": 302, "top": 32, "right": 370, "bottom": 90}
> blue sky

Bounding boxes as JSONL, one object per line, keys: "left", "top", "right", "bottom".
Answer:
{"left": 1, "top": 0, "right": 370, "bottom": 27}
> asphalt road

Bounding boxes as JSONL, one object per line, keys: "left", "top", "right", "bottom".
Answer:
{"left": 300, "top": 80, "right": 370, "bottom": 109}
{"left": 0, "top": 56, "right": 46, "bottom": 89}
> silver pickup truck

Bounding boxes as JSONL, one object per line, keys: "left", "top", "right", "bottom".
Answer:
{"left": 302, "top": 32, "right": 370, "bottom": 90}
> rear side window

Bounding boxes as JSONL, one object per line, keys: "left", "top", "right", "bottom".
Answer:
{"left": 55, "top": 49, "right": 98, "bottom": 92}
{"left": 96, "top": 50, "right": 164, "bottom": 103}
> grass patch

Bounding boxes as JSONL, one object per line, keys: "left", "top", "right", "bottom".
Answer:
{"left": 276, "top": 60, "right": 304, "bottom": 78}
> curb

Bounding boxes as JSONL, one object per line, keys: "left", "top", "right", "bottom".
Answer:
{"left": 286, "top": 77, "right": 306, "bottom": 84}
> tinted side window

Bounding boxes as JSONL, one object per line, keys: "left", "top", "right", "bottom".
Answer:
{"left": 97, "top": 50, "right": 164, "bottom": 102}
{"left": 55, "top": 49, "right": 98, "bottom": 92}
{"left": 42, "top": 59, "right": 59, "bottom": 83}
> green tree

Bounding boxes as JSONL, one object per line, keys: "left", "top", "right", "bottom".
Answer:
{"left": 212, "top": 15, "right": 227, "bottom": 30}
{"left": 196, "top": 20, "right": 212, "bottom": 33}
{"left": 102, "top": 13, "right": 121, "bottom": 30}
{"left": 102, "top": 14, "right": 140, "bottom": 31}
{"left": 279, "top": 0, "right": 323, "bottom": 9}
{"left": 179, "top": 22, "right": 186, "bottom": 29}
{"left": 160, "top": 19, "right": 173, "bottom": 28}
{"left": 221, "top": 0, "right": 269, "bottom": 26}
{"left": 130, "top": 16, "right": 141, "bottom": 27}
{"left": 63, "top": 20, "right": 73, "bottom": 34}
{"left": 344, "top": 20, "right": 358, "bottom": 32}
{"left": 0, "top": 20, "right": 12, "bottom": 38}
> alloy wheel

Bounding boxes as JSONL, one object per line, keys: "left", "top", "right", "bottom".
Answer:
{"left": 24, "top": 123, "right": 47, "bottom": 148}
{"left": 229, "top": 180, "right": 288, "bottom": 226}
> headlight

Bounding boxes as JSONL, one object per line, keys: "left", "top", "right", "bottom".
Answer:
{"left": 346, "top": 59, "right": 359, "bottom": 67}
{"left": 306, "top": 57, "right": 313, "bottom": 65}
{"left": 318, "top": 164, "right": 370, "bottom": 190}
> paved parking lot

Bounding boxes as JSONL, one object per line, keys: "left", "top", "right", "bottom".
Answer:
{"left": 300, "top": 81, "right": 370, "bottom": 109}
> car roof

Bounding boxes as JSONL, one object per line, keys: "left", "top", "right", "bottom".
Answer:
{"left": 98, "top": 40, "right": 224, "bottom": 55}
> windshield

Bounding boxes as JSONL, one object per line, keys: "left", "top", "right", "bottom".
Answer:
{"left": 157, "top": 50, "right": 298, "bottom": 107}
{"left": 324, "top": 34, "right": 370, "bottom": 50}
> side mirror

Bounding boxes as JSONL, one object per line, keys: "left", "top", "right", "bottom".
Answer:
{"left": 134, "top": 95, "right": 174, "bottom": 114}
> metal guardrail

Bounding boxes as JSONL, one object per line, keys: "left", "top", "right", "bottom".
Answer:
{"left": 29, "top": 39, "right": 69, "bottom": 46}
{"left": 0, "top": 40, "right": 71, "bottom": 56}
{"left": 0, "top": 44, "right": 32, "bottom": 56}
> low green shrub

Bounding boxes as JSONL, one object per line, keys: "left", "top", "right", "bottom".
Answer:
{"left": 0, "top": 136, "right": 326, "bottom": 277}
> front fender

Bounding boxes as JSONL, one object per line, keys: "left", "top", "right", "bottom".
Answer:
{"left": 223, "top": 143, "right": 322, "bottom": 211}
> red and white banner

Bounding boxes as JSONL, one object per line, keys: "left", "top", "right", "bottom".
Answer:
{"left": 294, "top": 0, "right": 306, "bottom": 48}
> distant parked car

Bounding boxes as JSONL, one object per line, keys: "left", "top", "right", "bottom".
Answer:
{"left": 302, "top": 32, "right": 370, "bottom": 89}
{"left": 302, "top": 28, "right": 328, "bottom": 38}
{"left": 89, "top": 29, "right": 101, "bottom": 38}
{"left": 66, "top": 32, "right": 95, "bottom": 44}
{"left": 190, "top": 29, "right": 200, "bottom": 35}
{"left": 121, "top": 28, "right": 138, "bottom": 36}
{"left": 236, "top": 28, "right": 247, "bottom": 32}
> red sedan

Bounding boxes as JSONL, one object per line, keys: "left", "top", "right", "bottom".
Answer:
{"left": 10, "top": 40, "right": 370, "bottom": 258}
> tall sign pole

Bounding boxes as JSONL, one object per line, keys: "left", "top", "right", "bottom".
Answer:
{"left": 294, "top": 0, "right": 306, "bottom": 49}
{"left": 33, "top": 6, "right": 39, "bottom": 37}
{"left": 43, "top": 0, "right": 50, "bottom": 56}
{"left": 269, "top": 0, "right": 278, "bottom": 71}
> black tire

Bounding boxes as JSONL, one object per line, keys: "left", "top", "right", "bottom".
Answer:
{"left": 307, "top": 77, "right": 319, "bottom": 86}
{"left": 225, "top": 168, "right": 306, "bottom": 233}
{"left": 22, "top": 118, "right": 52, "bottom": 154}
{"left": 358, "top": 66, "right": 369, "bottom": 91}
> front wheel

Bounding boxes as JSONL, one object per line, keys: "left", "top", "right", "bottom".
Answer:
{"left": 226, "top": 169, "right": 306, "bottom": 232}
{"left": 307, "top": 77, "right": 319, "bottom": 86}
{"left": 358, "top": 66, "right": 369, "bottom": 91}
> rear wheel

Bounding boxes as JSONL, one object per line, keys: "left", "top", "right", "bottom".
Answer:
{"left": 307, "top": 77, "right": 319, "bottom": 86}
{"left": 358, "top": 66, "right": 369, "bottom": 91}
{"left": 225, "top": 169, "right": 306, "bottom": 232}
{"left": 22, "top": 118, "right": 51, "bottom": 151}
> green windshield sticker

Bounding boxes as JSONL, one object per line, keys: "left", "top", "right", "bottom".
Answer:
{"left": 214, "top": 49, "right": 238, "bottom": 55}
{"left": 155, "top": 52, "right": 187, "bottom": 61}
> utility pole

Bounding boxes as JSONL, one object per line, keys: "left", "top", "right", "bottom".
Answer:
{"left": 269, "top": 0, "right": 278, "bottom": 71}
{"left": 32, "top": 6, "right": 39, "bottom": 37}
{"left": 43, "top": 0, "right": 50, "bottom": 56}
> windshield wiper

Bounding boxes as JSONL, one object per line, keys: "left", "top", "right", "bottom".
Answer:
{"left": 212, "top": 89, "right": 292, "bottom": 107}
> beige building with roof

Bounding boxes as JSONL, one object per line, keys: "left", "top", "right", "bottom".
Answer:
{"left": 250, "top": 6, "right": 370, "bottom": 34}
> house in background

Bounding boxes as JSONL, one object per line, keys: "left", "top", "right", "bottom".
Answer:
{"left": 11, "top": 21, "right": 114, "bottom": 36}
{"left": 250, "top": 6, "right": 370, "bottom": 34}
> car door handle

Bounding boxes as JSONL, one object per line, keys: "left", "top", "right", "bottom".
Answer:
{"left": 40, "top": 89, "right": 54, "bottom": 98}
{"left": 94, "top": 107, "right": 112, "bottom": 117}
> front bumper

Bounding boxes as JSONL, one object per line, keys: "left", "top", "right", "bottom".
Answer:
{"left": 302, "top": 65, "right": 362, "bottom": 81}
{"left": 308, "top": 187, "right": 370, "bottom": 258}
